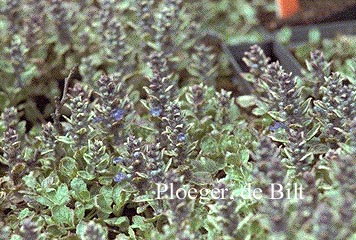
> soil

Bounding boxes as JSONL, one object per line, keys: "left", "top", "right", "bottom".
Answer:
{"left": 258, "top": 0, "right": 356, "bottom": 31}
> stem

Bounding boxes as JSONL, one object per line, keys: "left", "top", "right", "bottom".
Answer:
{"left": 52, "top": 66, "right": 78, "bottom": 135}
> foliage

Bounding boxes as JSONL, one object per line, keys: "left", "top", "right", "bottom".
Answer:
{"left": 0, "top": 0, "right": 355, "bottom": 240}
{"left": 280, "top": 29, "right": 356, "bottom": 78}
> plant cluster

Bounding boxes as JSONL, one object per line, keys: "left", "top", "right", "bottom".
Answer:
{"left": 0, "top": 1, "right": 355, "bottom": 240}
{"left": 277, "top": 27, "right": 356, "bottom": 77}
{"left": 237, "top": 45, "right": 355, "bottom": 239}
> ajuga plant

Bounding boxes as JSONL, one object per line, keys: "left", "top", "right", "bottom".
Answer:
{"left": 236, "top": 44, "right": 356, "bottom": 239}
{"left": 240, "top": 45, "right": 314, "bottom": 176}
{"left": 186, "top": 0, "right": 275, "bottom": 43}
{"left": 292, "top": 33, "right": 356, "bottom": 77}
{"left": 1, "top": 0, "right": 239, "bottom": 130}
{"left": 1, "top": 1, "right": 356, "bottom": 240}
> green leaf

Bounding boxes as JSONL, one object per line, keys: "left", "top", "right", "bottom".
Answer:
{"left": 268, "top": 111, "right": 286, "bottom": 122}
{"left": 191, "top": 171, "right": 213, "bottom": 185}
{"left": 200, "top": 136, "right": 218, "bottom": 154}
{"left": 131, "top": 216, "right": 153, "bottom": 232}
{"left": 10, "top": 235, "right": 22, "bottom": 240}
{"left": 236, "top": 95, "right": 257, "bottom": 108}
{"left": 191, "top": 157, "right": 222, "bottom": 174}
{"left": 51, "top": 205, "right": 74, "bottom": 226}
{"left": 56, "top": 136, "right": 75, "bottom": 145}
{"left": 309, "top": 144, "right": 329, "bottom": 155}
{"left": 306, "top": 123, "right": 320, "bottom": 141}
{"left": 113, "top": 186, "right": 130, "bottom": 215}
{"left": 35, "top": 196, "right": 53, "bottom": 207}
{"left": 22, "top": 171, "right": 38, "bottom": 189}
{"left": 308, "top": 28, "right": 321, "bottom": 44}
{"left": 77, "top": 170, "right": 96, "bottom": 180}
{"left": 76, "top": 221, "right": 86, "bottom": 237}
{"left": 240, "top": 149, "right": 250, "bottom": 164}
{"left": 98, "top": 176, "right": 113, "bottom": 185}
{"left": 0, "top": 91, "right": 9, "bottom": 111}
{"left": 59, "top": 157, "right": 77, "bottom": 180}
{"left": 104, "top": 217, "right": 130, "bottom": 229}
{"left": 338, "top": 143, "right": 355, "bottom": 154}
{"left": 300, "top": 98, "right": 312, "bottom": 115}
{"left": 47, "top": 224, "right": 68, "bottom": 236}
{"left": 70, "top": 178, "right": 90, "bottom": 202}
{"left": 252, "top": 106, "right": 268, "bottom": 116}
{"left": 18, "top": 208, "right": 32, "bottom": 220}
{"left": 74, "top": 202, "right": 86, "bottom": 222}
{"left": 270, "top": 131, "right": 289, "bottom": 143}
{"left": 94, "top": 194, "right": 112, "bottom": 215}
{"left": 54, "top": 184, "right": 70, "bottom": 205}
{"left": 20, "top": 65, "right": 38, "bottom": 85}
{"left": 276, "top": 27, "right": 292, "bottom": 44}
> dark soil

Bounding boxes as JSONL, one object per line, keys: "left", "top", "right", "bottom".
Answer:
{"left": 258, "top": 0, "right": 356, "bottom": 31}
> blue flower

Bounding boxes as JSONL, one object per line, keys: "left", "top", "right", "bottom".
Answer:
{"left": 177, "top": 133, "right": 186, "bottom": 142}
{"left": 93, "top": 116, "right": 103, "bottom": 123}
{"left": 133, "top": 151, "right": 141, "bottom": 159}
{"left": 113, "top": 172, "right": 127, "bottom": 183}
{"left": 111, "top": 108, "right": 125, "bottom": 121}
{"left": 113, "top": 157, "right": 124, "bottom": 164}
{"left": 149, "top": 107, "right": 162, "bottom": 117}
{"left": 269, "top": 121, "right": 287, "bottom": 132}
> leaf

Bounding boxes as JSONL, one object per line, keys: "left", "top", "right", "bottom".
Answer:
{"left": 94, "top": 194, "right": 112, "bottom": 215}
{"left": 112, "top": 186, "right": 130, "bottom": 215}
{"left": 236, "top": 95, "right": 257, "bottom": 108}
{"left": 240, "top": 149, "right": 250, "bottom": 164}
{"left": 338, "top": 143, "right": 355, "bottom": 154}
{"left": 53, "top": 184, "right": 70, "bottom": 206}
{"left": 22, "top": 171, "right": 38, "bottom": 189}
{"left": 270, "top": 131, "right": 289, "bottom": 143}
{"left": 35, "top": 196, "right": 53, "bottom": 207}
{"left": 104, "top": 217, "right": 130, "bottom": 229}
{"left": 306, "top": 123, "right": 320, "bottom": 141}
{"left": 51, "top": 205, "right": 74, "bottom": 226}
{"left": 0, "top": 91, "right": 9, "bottom": 111}
{"left": 268, "top": 111, "right": 286, "bottom": 122}
{"left": 252, "top": 107, "right": 268, "bottom": 116}
{"left": 74, "top": 202, "right": 86, "bottom": 222}
{"left": 77, "top": 171, "right": 95, "bottom": 180}
{"left": 200, "top": 136, "right": 218, "bottom": 154}
{"left": 20, "top": 65, "right": 38, "bottom": 85}
{"left": 309, "top": 144, "right": 329, "bottom": 155}
{"left": 59, "top": 157, "right": 78, "bottom": 181}
{"left": 190, "top": 157, "right": 223, "bottom": 174}
{"left": 76, "top": 221, "right": 87, "bottom": 237}
{"left": 70, "top": 178, "right": 90, "bottom": 202}
{"left": 98, "top": 176, "right": 113, "bottom": 185}
{"left": 10, "top": 235, "right": 22, "bottom": 240}
{"left": 131, "top": 216, "right": 153, "bottom": 232}
{"left": 300, "top": 98, "right": 312, "bottom": 115}
{"left": 56, "top": 136, "right": 75, "bottom": 145}
{"left": 18, "top": 208, "right": 32, "bottom": 220}
{"left": 191, "top": 171, "right": 213, "bottom": 185}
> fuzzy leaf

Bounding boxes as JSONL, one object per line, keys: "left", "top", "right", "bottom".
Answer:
{"left": 104, "top": 217, "right": 130, "bottom": 229}
{"left": 236, "top": 95, "right": 257, "bottom": 108}
{"left": 51, "top": 205, "right": 74, "bottom": 226}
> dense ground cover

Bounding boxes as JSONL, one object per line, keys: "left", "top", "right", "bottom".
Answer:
{"left": 0, "top": 0, "right": 355, "bottom": 239}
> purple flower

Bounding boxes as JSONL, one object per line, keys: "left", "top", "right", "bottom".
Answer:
{"left": 149, "top": 107, "right": 162, "bottom": 117}
{"left": 269, "top": 121, "right": 287, "bottom": 132}
{"left": 93, "top": 116, "right": 103, "bottom": 123}
{"left": 111, "top": 108, "right": 125, "bottom": 121}
{"left": 113, "top": 157, "right": 124, "bottom": 164}
{"left": 177, "top": 133, "right": 186, "bottom": 142}
{"left": 113, "top": 172, "right": 127, "bottom": 183}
